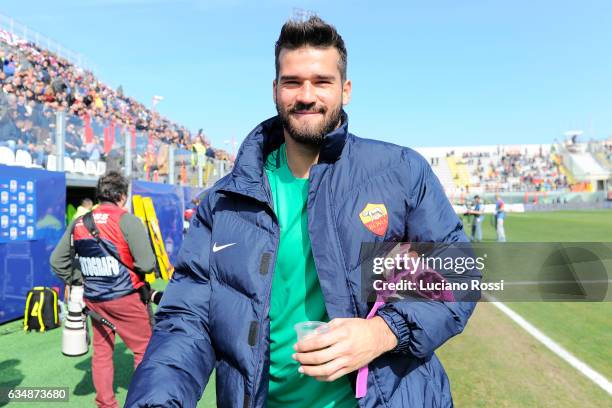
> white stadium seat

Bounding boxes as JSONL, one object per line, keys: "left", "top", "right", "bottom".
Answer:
{"left": 85, "top": 160, "right": 97, "bottom": 175}
{"left": 73, "top": 158, "right": 87, "bottom": 174}
{"left": 0, "top": 146, "right": 15, "bottom": 165}
{"left": 14, "top": 150, "right": 33, "bottom": 167}
{"left": 96, "top": 161, "right": 106, "bottom": 175}
{"left": 46, "top": 154, "right": 57, "bottom": 171}
{"left": 63, "top": 157, "right": 74, "bottom": 173}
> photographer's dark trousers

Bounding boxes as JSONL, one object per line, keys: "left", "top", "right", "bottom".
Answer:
{"left": 85, "top": 292, "right": 152, "bottom": 408}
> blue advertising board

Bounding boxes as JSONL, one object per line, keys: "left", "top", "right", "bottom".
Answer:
{"left": 0, "top": 165, "right": 65, "bottom": 323}
{"left": 0, "top": 172, "right": 37, "bottom": 242}
{"left": 131, "top": 180, "right": 184, "bottom": 265}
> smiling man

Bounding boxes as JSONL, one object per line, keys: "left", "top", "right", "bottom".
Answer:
{"left": 126, "top": 16, "right": 476, "bottom": 408}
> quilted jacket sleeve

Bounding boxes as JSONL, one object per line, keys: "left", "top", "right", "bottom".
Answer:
{"left": 376, "top": 150, "right": 480, "bottom": 358}
{"left": 125, "top": 196, "right": 216, "bottom": 408}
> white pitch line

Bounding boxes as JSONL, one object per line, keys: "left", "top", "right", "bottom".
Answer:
{"left": 490, "top": 300, "right": 612, "bottom": 396}
{"left": 501, "top": 279, "right": 612, "bottom": 286}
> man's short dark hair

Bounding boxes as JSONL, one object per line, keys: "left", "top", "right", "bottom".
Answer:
{"left": 96, "top": 171, "right": 128, "bottom": 204}
{"left": 275, "top": 16, "right": 347, "bottom": 81}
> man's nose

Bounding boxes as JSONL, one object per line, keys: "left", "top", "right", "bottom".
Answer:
{"left": 296, "top": 81, "right": 316, "bottom": 105}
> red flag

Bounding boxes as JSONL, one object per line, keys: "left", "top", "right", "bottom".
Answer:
{"left": 109, "top": 121, "right": 116, "bottom": 148}
{"left": 84, "top": 114, "right": 93, "bottom": 144}
{"left": 103, "top": 127, "right": 111, "bottom": 154}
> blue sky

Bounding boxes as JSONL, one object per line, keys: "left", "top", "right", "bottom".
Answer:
{"left": 2, "top": 1, "right": 611, "bottom": 150}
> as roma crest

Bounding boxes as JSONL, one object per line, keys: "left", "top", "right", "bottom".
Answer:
{"left": 359, "top": 203, "right": 388, "bottom": 236}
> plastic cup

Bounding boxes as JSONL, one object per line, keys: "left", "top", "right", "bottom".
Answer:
{"left": 294, "top": 321, "right": 329, "bottom": 341}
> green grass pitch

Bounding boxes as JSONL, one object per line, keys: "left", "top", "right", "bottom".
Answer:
{"left": 1, "top": 210, "right": 610, "bottom": 407}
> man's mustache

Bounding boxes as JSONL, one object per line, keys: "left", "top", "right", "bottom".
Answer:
{"left": 290, "top": 103, "right": 326, "bottom": 114}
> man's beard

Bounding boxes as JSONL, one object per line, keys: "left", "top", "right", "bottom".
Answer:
{"left": 276, "top": 100, "right": 343, "bottom": 148}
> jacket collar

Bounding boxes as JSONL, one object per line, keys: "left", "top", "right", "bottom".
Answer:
{"left": 221, "top": 111, "right": 349, "bottom": 203}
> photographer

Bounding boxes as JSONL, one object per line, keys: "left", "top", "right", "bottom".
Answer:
{"left": 50, "top": 171, "right": 157, "bottom": 408}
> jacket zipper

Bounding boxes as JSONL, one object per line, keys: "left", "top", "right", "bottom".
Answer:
{"left": 249, "top": 175, "right": 280, "bottom": 407}
{"left": 309, "top": 164, "right": 378, "bottom": 407}
{"left": 307, "top": 163, "right": 358, "bottom": 317}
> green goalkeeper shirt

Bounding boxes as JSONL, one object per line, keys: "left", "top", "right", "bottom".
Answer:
{"left": 265, "top": 143, "right": 356, "bottom": 408}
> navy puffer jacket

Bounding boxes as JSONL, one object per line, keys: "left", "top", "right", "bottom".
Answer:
{"left": 125, "top": 113, "right": 477, "bottom": 408}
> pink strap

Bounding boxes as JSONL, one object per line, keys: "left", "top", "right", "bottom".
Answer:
{"left": 355, "top": 301, "right": 384, "bottom": 398}
{"left": 355, "top": 243, "right": 455, "bottom": 398}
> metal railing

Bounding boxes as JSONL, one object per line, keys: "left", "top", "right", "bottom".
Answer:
{"left": 0, "top": 96, "right": 232, "bottom": 189}
{"left": 0, "top": 13, "right": 96, "bottom": 73}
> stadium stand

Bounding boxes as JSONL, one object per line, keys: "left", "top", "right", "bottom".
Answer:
{"left": 0, "top": 26, "right": 233, "bottom": 188}
{"left": 417, "top": 142, "right": 611, "bottom": 195}
{"left": 430, "top": 155, "right": 456, "bottom": 192}
{"left": 568, "top": 152, "right": 608, "bottom": 178}
{"left": 445, "top": 154, "right": 470, "bottom": 189}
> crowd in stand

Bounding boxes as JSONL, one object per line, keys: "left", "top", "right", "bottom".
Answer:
{"left": 484, "top": 152, "right": 569, "bottom": 191}
{"left": 443, "top": 149, "right": 572, "bottom": 193}
{"left": 0, "top": 29, "right": 232, "bottom": 178}
{"left": 430, "top": 146, "right": 572, "bottom": 192}
{"left": 461, "top": 151, "right": 491, "bottom": 160}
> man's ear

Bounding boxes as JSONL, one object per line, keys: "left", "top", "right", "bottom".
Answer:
{"left": 342, "top": 79, "right": 352, "bottom": 106}
{"left": 272, "top": 79, "right": 277, "bottom": 105}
